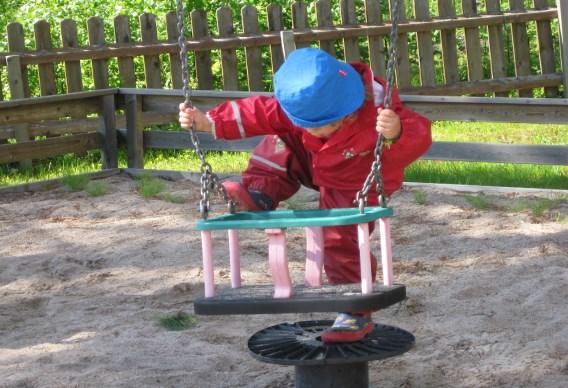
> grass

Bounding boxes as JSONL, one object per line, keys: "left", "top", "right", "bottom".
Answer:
{"left": 158, "top": 311, "right": 197, "bottom": 331}
{"left": 413, "top": 190, "right": 428, "bottom": 205}
{"left": 135, "top": 173, "right": 166, "bottom": 198}
{"left": 464, "top": 194, "right": 495, "bottom": 210}
{"left": 85, "top": 180, "right": 108, "bottom": 197}
{"left": 1, "top": 122, "right": 567, "bottom": 190}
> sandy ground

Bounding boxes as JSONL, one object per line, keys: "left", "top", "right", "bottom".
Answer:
{"left": 1, "top": 172, "right": 567, "bottom": 388}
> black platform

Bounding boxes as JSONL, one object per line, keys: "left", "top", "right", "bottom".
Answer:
{"left": 248, "top": 320, "right": 415, "bottom": 388}
{"left": 194, "top": 283, "right": 406, "bottom": 315}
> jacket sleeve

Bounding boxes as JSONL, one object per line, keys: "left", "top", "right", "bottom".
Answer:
{"left": 206, "top": 95, "right": 295, "bottom": 140}
{"left": 381, "top": 87, "right": 432, "bottom": 172}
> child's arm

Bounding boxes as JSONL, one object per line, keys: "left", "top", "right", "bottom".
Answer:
{"left": 179, "top": 96, "right": 293, "bottom": 140}
{"left": 179, "top": 103, "right": 213, "bottom": 132}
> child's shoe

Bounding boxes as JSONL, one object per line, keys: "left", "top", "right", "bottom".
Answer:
{"left": 321, "top": 312, "right": 374, "bottom": 343}
{"left": 221, "top": 181, "right": 273, "bottom": 211}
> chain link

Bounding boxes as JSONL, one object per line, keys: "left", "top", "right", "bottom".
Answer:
{"left": 176, "top": 0, "right": 235, "bottom": 218}
{"left": 355, "top": 0, "right": 400, "bottom": 212}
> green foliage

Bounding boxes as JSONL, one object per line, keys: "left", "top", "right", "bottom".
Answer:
{"left": 62, "top": 173, "right": 90, "bottom": 191}
{"left": 507, "top": 196, "right": 566, "bottom": 218}
{"left": 413, "top": 189, "right": 427, "bottom": 205}
{"left": 135, "top": 173, "right": 166, "bottom": 198}
{"left": 158, "top": 311, "right": 197, "bottom": 331}
{"left": 464, "top": 194, "right": 494, "bottom": 210}
{"left": 0, "top": 1, "right": 563, "bottom": 98}
{"left": 85, "top": 180, "right": 108, "bottom": 196}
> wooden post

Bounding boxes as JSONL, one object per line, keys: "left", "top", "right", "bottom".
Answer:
{"left": 125, "top": 93, "right": 144, "bottom": 168}
{"left": 88, "top": 17, "right": 110, "bottom": 89}
{"left": 558, "top": 0, "right": 568, "bottom": 97}
{"left": 98, "top": 94, "right": 118, "bottom": 169}
{"left": 6, "top": 55, "right": 32, "bottom": 170}
{"left": 280, "top": 30, "right": 296, "bottom": 59}
{"left": 114, "top": 15, "right": 137, "bottom": 88}
{"left": 140, "top": 13, "right": 162, "bottom": 89}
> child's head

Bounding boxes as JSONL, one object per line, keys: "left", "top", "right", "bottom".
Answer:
{"left": 274, "top": 48, "right": 364, "bottom": 136}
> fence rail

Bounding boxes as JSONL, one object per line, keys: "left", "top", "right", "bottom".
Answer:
{"left": 0, "top": 88, "right": 567, "bottom": 171}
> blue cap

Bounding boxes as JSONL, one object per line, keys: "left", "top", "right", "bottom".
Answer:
{"left": 274, "top": 48, "right": 365, "bottom": 128}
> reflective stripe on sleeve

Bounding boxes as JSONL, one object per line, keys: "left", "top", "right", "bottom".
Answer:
{"left": 250, "top": 154, "right": 287, "bottom": 172}
{"left": 229, "top": 101, "right": 246, "bottom": 138}
{"left": 205, "top": 112, "right": 216, "bottom": 139}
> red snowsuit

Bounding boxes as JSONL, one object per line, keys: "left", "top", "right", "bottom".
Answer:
{"left": 207, "top": 63, "right": 432, "bottom": 284}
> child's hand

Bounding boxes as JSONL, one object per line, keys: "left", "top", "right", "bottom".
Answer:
{"left": 179, "top": 103, "right": 212, "bottom": 132}
{"left": 376, "top": 108, "right": 401, "bottom": 140}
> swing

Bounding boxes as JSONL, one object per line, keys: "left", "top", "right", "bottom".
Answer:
{"left": 176, "top": 0, "right": 406, "bottom": 317}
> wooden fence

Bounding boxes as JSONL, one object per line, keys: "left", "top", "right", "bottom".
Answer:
{"left": 0, "top": 88, "right": 567, "bottom": 171}
{"left": 0, "top": 0, "right": 567, "bottom": 102}
{"left": 0, "top": 1, "right": 567, "bottom": 178}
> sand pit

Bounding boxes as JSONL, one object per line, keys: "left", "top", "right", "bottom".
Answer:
{"left": 1, "top": 172, "right": 567, "bottom": 387}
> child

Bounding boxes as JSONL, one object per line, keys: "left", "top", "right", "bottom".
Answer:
{"left": 179, "top": 48, "right": 431, "bottom": 342}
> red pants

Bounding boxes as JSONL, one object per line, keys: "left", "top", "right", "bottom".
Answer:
{"left": 242, "top": 134, "right": 378, "bottom": 284}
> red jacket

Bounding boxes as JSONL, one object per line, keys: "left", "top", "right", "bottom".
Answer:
{"left": 207, "top": 63, "right": 432, "bottom": 196}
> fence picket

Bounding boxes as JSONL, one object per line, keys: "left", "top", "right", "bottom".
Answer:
{"left": 438, "top": 0, "right": 459, "bottom": 86}
{"left": 509, "top": 0, "right": 533, "bottom": 97}
{"left": 291, "top": 2, "right": 310, "bottom": 50}
{"left": 486, "top": 0, "right": 508, "bottom": 97}
{"left": 217, "top": 7, "right": 240, "bottom": 91}
{"left": 60, "top": 19, "right": 83, "bottom": 93}
{"left": 140, "top": 13, "right": 162, "bottom": 89}
{"left": 534, "top": 0, "right": 558, "bottom": 97}
{"left": 389, "top": 0, "right": 411, "bottom": 88}
{"left": 88, "top": 17, "right": 109, "bottom": 89}
{"left": 34, "top": 20, "right": 57, "bottom": 96}
{"left": 316, "top": 0, "right": 336, "bottom": 57}
{"left": 267, "top": 4, "right": 285, "bottom": 73}
{"left": 166, "top": 12, "right": 183, "bottom": 90}
{"left": 365, "top": 0, "right": 386, "bottom": 78}
{"left": 191, "top": 9, "right": 214, "bottom": 90}
{"left": 6, "top": 55, "right": 32, "bottom": 168}
{"left": 242, "top": 5, "right": 264, "bottom": 91}
{"left": 341, "top": 0, "right": 360, "bottom": 62}
{"left": 461, "top": 0, "right": 484, "bottom": 95}
{"left": 7, "top": 23, "right": 30, "bottom": 98}
{"left": 114, "top": 15, "right": 137, "bottom": 88}
{"left": 414, "top": 0, "right": 436, "bottom": 87}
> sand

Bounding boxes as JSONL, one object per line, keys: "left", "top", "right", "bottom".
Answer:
{"left": 1, "top": 172, "right": 567, "bottom": 388}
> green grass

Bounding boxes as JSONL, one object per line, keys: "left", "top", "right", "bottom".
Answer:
{"left": 85, "top": 180, "right": 108, "bottom": 197}
{"left": 62, "top": 174, "right": 90, "bottom": 191}
{"left": 413, "top": 190, "right": 428, "bottom": 205}
{"left": 158, "top": 311, "right": 197, "bottom": 331}
{"left": 1, "top": 122, "right": 567, "bottom": 190}
{"left": 135, "top": 173, "right": 166, "bottom": 198}
{"left": 464, "top": 194, "right": 495, "bottom": 210}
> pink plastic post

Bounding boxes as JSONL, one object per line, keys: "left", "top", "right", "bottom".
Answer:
{"left": 379, "top": 218, "right": 394, "bottom": 286}
{"left": 228, "top": 229, "right": 241, "bottom": 288}
{"left": 200, "top": 231, "right": 215, "bottom": 297}
{"left": 357, "top": 223, "right": 373, "bottom": 295}
{"left": 304, "top": 226, "right": 324, "bottom": 287}
{"left": 266, "top": 228, "right": 293, "bottom": 298}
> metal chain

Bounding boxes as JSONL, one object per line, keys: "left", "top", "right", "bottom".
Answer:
{"left": 355, "top": 0, "right": 401, "bottom": 212}
{"left": 176, "top": 0, "right": 235, "bottom": 218}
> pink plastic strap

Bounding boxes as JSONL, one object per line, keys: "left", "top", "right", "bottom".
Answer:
{"left": 228, "top": 229, "right": 241, "bottom": 288}
{"left": 379, "top": 218, "right": 394, "bottom": 286}
{"left": 200, "top": 231, "right": 215, "bottom": 297}
{"left": 357, "top": 223, "right": 373, "bottom": 295}
{"left": 266, "top": 228, "right": 293, "bottom": 298}
{"left": 304, "top": 226, "right": 324, "bottom": 287}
